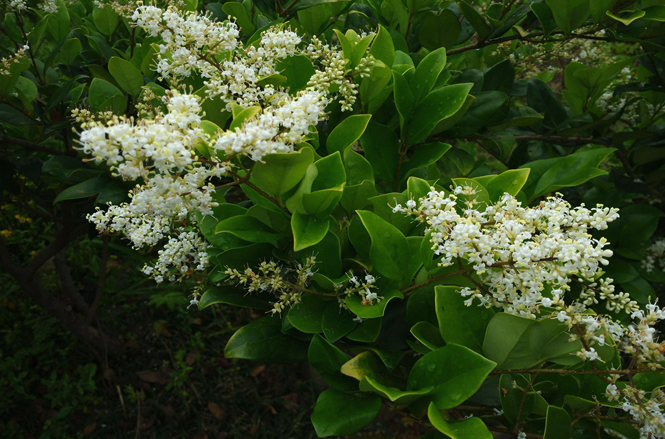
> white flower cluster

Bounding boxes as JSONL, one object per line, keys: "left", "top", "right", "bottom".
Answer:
{"left": 77, "top": 91, "right": 204, "bottom": 179}
{"left": 142, "top": 230, "right": 209, "bottom": 283}
{"left": 643, "top": 238, "right": 665, "bottom": 273}
{"left": 132, "top": 5, "right": 239, "bottom": 81}
{"left": 606, "top": 383, "right": 665, "bottom": 438}
{"left": 40, "top": 0, "right": 57, "bottom": 13}
{"left": 395, "top": 187, "right": 620, "bottom": 318}
{"left": 346, "top": 273, "right": 381, "bottom": 305}
{"left": 212, "top": 91, "right": 326, "bottom": 161}
{"left": 9, "top": 0, "right": 27, "bottom": 10}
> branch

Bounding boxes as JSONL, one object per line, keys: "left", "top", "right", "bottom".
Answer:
{"left": 24, "top": 224, "right": 87, "bottom": 276}
{"left": 3, "top": 136, "right": 75, "bottom": 156}
{"left": 55, "top": 251, "right": 91, "bottom": 315}
{"left": 87, "top": 235, "right": 109, "bottom": 324}
{"left": 490, "top": 367, "right": 649, "bottom": 376}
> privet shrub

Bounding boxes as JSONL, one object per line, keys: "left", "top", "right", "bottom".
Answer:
{"left": 3, "top": 0, "right": 665, "bottom": 437}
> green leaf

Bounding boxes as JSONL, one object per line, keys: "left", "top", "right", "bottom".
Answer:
{"left": 59, "top": 38, "right": 82, "bottom": 65}
{"left": 351, "top": 34, "right": 374, "bottom": 69}
{"left": 410, "top": 48, "right": 447, "bottom": 104}
{"left": 435, "top": 286, "right": 494, "bottom": 354}
{"left": 276, "top": 55, "right": 315, "bottom": 94}
{"left": 408, "top": 84, "right": 474, "bottom": 145}
{"left": 356, "top": 210, "right": 409, "bottom": 281}
{"left": 361, "top": 377, "right": 434, "bottom": 405}
{"left": 634, "top": 371, "right": 665, "bottom": 392}
{"left": 545, "top": 0, "right": 590, "bottom": 35}
{"left": 606, "top": 9, "right": 644, "bottom": 26}
{"left": 0, "top": 55, "right": 29, "bottom": 98}
{"left": 428, "top": 403, "right": 493, "bottom": 439}
{"left": 54, "top": 176, "right": 110, "bottom": 204}
{"left": 217, "top": 243, "right": 275, "bottom": 271}
{"left": 360, "top": 122, "right": 401, "bottom": 184}
{"left": 544, "top": 405, "right": 571, "bottom": 439}
{"left": 407, "top": 345, "right": 496, "bottom": 409}
{"left": 47, "top": 1, "right": 70, "bottom": 42}
{"left": 229, "top": 106, "right": 261, "bottom": 131}
{"left": 520, "top": 148, "right": 615, "bottom": 200}
{"left": 225, "top": 315, "right": 309, "bottom": 363}
{"left": 346, "top": 318, "right": 381, "bottom": 342}
{"left": 92, "top": 5, "right": 119, "bottom": 36}
{"left": 222, "top": 2, "right": 255, "bottom": 34}
{"left": 482, "top": 313, "right": 538, "bottom": 369}
{"left": 108, "top": 57, "right": 144, "bottom": 97}
{"left": 311, "top": 390, "right": 381, "bottom": 437}
{"left": 327, "top": 114, "right": 372, "bottom": 154}
{"left": 393, "top": 70, "right": 415, "bottom": 130}
{"left": 531, "top": 3, "right": 557, "bottom": 36}
{"left": 458, "top": 1, "right": 492, "bottom": 38}
{"left": 216, "top": 215, "right": 286, "bottom": 242}
{"left": 419, "top": 10, "right": 461, "bottom": 51}
{"left": 288, "top": 294, "right": 332, "bottom": 334}
{"left": 346, "top": 289, "right": 404, "bottom": 319}
{"left": 198, "top": 285, "right": 272, "bottom": 310}
{"left": 322, "top": 306, "right": 357, "bottom": 343}
{"left": 344, "top": 149, "right": 374, "bottom": 185}
{"left": 253, "top": 148, "right": 314, "bottom": 196}
{"left": 487, "top": 168, "right": 530, "bottom": 201}
{"left": 341, "top": 351, "right": 401, "bottom": 387}
{"left": 400, "top": 142, "right": 451, "bottom": 180}
{"left": 370, "top": 25, "right": 395, "bottom": 67}
{"left": 411, "top": 321, "right": 444, "bottom": 351}
{"left": 482, "top": 60, "right": 515, "bottom": 94}
{"left": 308, "top": 334, "right": 356, "bottom": 390}
{"left": 298, "top": 3, "right": 330, "bottom": 35}
{"left": 291, "top": 211, "right": 330, "bottom": 251}
{"left": 88, "top": 78, "right": 124, "bottom": 113}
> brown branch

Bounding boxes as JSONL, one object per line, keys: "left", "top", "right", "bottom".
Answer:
{"left": 490, "top": 367, "right": 649, "bottom": 376}
{"left": 3, "top": 136, "right": 74, "bottom": 155}
{"left": 87, "top": 235, "right": 109, "bottom": 325}
{"left": 512, "top": 372, "right": 539, "bottom": 433}
{"left": 54, "top": 251, "right": 91, "bottom": 315}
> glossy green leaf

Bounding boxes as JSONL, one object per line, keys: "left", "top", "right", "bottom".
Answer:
{"left": 520, "top": 148, "right": 615, "bottom": 201}
{"left": 54, "top": 176, "right": 110, "bottom": 204}
{"left": 544, "top": 405, "right": 571, "bottom": 439}
{"left": 408, "top": 84, "right": 474, "bottom": 145}
{"left": 369, "top": 25, "right": 395, "bottom": 67}
{"left": 322, "top": 306, "right": 357, "bottom": 343}
{"left": 198, "top": 285, "right": 272, "bottom": 310}
{"left": 346, "top": 318, "right": 382, "bottom": 342}
{"left": 482, "top": 313, "right": 538, "bottom": 369}
{"left": 546, "top": 0, "right": 590, "bottom": 34}
{"left": 327, "top": 114, "right": 372, "bottom": 154}
{"left": 229, "top": 106, "right": 261, "bottom": 131}
{"left": 410, "top": 47, "right": 447, "bottom": 104}
{"left": 361, "top": 377, "right": 434, "bottom": 405}
{"left": 88, "top": 78, "right": 124, "bottom": 112}
{"left": 222, "top": 2, "right": 255, "bottom": 34}
{"left": 360, "top": 121, "right": 400, "bottom": 183}
{"left": 407, "top": 345, "right": 496, "bottom": 409}
{"left": 356, "top": 210, "right": 409, "bottom": 281}
{"left": 435, "top": 285, "right": 494, "bottom": 353}
{"left": 458, "top": 1, "right": 492, "bottom": 38}
{"left": 419, "top": 10, "right": 461, "bottom": 51}
{"left": 411, "top": 321, "right": 444, "bottom": 351}
{"left": 291, "top": 211, "right": 330, "bottom": 251}
{"left": 253, "top": 148, "right": 314, "bottom": 196}
{"left": 428, "top": 403, "right": 493, "bottom": 439}
{"left": 400, "top": 142, "right": 451, "bottom": 180}
{"left": 345, "top": 289, "right": 403, "bottom": 319}
{"left": 216, "top": 215, "right": 286, "bottom": 242}
{"left": 276, "top": 55, "right": 316, "bottom": 94}
{"left": 311, "top": 390, "right": 381, "bottom": 437}
{"left": 308, "top": 334, "right": 357, "bottom": 390}
{"left": 92, "top": 5, "right": 119, "bottom": 36}
{"left": 108, "top": 57, "right": 143, "bottom": 97}
{"left": 487, "top": 168, "right": 530, "bottom": 201}
{"left": 225, "top": 315, "right": 309, "bottom": 363}
{"left": 47, "top": 1, "right": 70, "bottom": 42}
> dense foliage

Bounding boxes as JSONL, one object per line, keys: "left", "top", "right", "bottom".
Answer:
{"left": 2, "top": 0, "right": 665, "bottom": 438}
